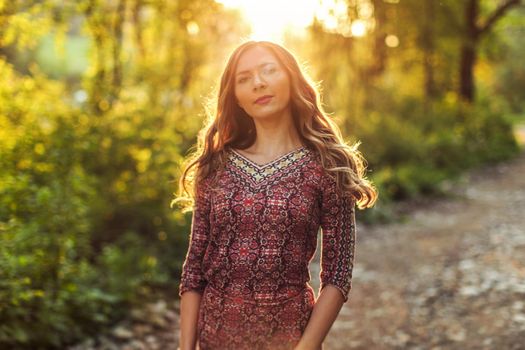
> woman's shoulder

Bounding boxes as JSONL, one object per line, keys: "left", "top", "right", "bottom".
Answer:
{"left": 303, "top": 146, "right": 344, "bottom": 189}
{"left": 300, "top": 147, "right": 330, "bottom": 187}
{"left": 303, "top": 146, "right": 327, "bottom": 172}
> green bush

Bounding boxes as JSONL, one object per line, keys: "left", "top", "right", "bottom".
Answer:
{"left": 0, "top": 60, "right": 174, "bottom": 348}
{"left": 361, "top": 94, "right": 520, "bottom": 203}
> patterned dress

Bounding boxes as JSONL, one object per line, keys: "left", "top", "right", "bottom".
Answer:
{"left": 179, "top": 145, "right": 357, "bottom": 350}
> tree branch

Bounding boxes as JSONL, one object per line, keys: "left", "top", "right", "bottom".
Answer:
{"left": 477, "top": 0, "right": 522, "bottom": 36}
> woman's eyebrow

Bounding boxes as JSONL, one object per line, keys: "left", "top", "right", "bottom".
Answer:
{"left": 236, "top": 62, "right": 275, "bottom": 76}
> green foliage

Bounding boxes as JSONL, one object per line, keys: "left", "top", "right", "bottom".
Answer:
{"left": 0, "top": 57, "right": 183, "bottom": 348}
{"left": 359, "top": 93, "right": 520, "bottom": 204}
{"left": 0, "top": 60, "right": 109, "bottom": 347}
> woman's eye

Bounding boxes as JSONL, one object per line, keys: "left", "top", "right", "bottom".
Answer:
{"left": 263, "top": 67, "right": 276, "bottom": 75}
{"left": 238, "top": 77, "right": 248, "bottom": 84}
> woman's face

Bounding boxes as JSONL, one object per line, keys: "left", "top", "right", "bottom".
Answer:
{"left": 234, "top": 46, "right": 291, "bottom": 120}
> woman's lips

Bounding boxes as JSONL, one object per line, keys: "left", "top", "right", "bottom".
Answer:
{"left": 254, "top": 96, "right": 273, "bottom": 105}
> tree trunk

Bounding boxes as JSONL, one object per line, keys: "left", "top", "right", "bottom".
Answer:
{"left": 423, "top": 0, "right": 437, "bottom": 107}
{"left": 459, "top": 0, "right": 478, "bottom": 103}
{"left": 459, "top": 41, "right": 477, "bottom": 102}
{"left": 459, "top": 0, "right": 522, "bottom": 103}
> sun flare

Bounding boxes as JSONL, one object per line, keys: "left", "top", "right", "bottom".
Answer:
{"left": 216, "top": 0, "right": 370, "bottom": 43}
{"left": 216, "top": 0, "right": 319, "bottom": 42}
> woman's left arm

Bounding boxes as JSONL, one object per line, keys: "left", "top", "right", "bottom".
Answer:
{"left": 294, "top": 285, "right": 345, "bottom": 350}
{"left": 295, "top": 170, "right": 357, "bottom": 350}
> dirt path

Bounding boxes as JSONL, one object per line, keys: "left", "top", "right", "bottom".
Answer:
{"left": 70, "top": 134, "right": 525, "bottom": 350}
{"left": 324, "top": 148, "right": 525, "bottom": 349}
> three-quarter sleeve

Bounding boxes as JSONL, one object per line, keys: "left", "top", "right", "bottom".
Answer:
{"left": 318, "top": 170, "right": 357, "bottom": 303}
{"left": 178, "top": 177, "right": 212, "bottom": 297}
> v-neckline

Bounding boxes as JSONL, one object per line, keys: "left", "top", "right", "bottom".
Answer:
{"left": 227, "top": 145, "right": 311, "bottom": 185}
{"left": 230, "top": 145, "right": 307, "bottom": 169}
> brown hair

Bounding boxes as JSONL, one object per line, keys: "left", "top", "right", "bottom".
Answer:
{"left": 171, "top": 40, "right": 378, "bottom": 212}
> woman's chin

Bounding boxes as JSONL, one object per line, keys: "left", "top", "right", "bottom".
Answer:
{"left": 247, "top": 107, "right": 290, "bottom": 120}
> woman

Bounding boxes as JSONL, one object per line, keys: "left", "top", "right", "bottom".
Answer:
{"left": 173, "top": 40, "right": 378, "bottom": 350}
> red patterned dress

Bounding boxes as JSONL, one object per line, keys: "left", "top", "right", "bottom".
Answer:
{"left": 179, "top": 145, "right": 356, "bottom": 350}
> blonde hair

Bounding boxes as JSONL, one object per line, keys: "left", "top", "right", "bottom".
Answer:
{"left": 171, "top": 40, "right": 378, "bottom": 212}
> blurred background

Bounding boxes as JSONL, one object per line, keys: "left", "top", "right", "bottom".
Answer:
{"left": 0, "top": 0, "right": 524, "bottom": 348}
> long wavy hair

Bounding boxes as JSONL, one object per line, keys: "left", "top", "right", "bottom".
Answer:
{"left": 171, "top": 40, "right": 378, "bottom": 213}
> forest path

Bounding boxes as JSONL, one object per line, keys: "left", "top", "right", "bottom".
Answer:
{"left": 324, "top": 132, "right": 525, "bottom": 349}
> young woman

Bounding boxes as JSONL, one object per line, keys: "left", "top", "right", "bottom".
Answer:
{"left": 174, "top": 40, "right": 378, "bottom": 350}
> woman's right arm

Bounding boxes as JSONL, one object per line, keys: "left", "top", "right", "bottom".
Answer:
{"left": 179, "top": 290, "right": 203, "bottom": 350}
{"left": 178, "top": 178, "right": 213, "bottom": 350}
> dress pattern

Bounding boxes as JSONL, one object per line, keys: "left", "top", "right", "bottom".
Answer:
{"left": 179, "top": 145, "right": 357, "bottom": 350}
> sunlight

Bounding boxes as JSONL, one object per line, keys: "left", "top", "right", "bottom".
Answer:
{"left": 216, "top": 0, "right": 369, "bottom": 43}
{"left": 350, "top": 20, "right": 367, "bottom": 37}
{"left": 216, "top": 0, "right": 319, "bottom": 42}
{"left": 385, "top": 34, "right": 399, "bottom": 47}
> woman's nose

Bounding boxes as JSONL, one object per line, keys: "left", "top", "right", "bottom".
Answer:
{"left": 253, "top": 72, "right": 266, "bottom": 89}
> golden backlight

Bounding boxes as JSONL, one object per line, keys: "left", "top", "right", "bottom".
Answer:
{"left": 216, "top": 0, "right": 370, "bottom": 43}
